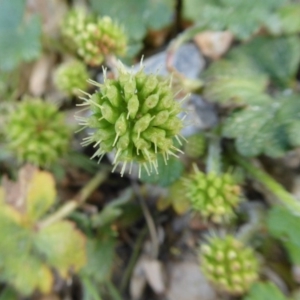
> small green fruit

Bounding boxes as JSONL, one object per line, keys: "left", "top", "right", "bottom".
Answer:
{"left": 6, "top": 98, "right": 71, "bottom": 167}
{"left": 185, "top": 167, "right": 242, "bottom": 223}
{"left": 54, "top": 60, "right": 89, "bottom": 96}
{"left": 77, "top": 62, "right": 184, "bottom": 176}
{"left": 62, "top": 9, "right": 127, "bottom": 65}
{"left": 200, "top": 235, "right": 259, "bottom": 295}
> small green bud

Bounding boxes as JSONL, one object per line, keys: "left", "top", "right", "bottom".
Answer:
{"left": 77, "top": 62, "right": 184, "bottom": 176}
{"left": 62, "top": 9, "right": 127, "bottom": 65}
{"left": 54, "top": 60, "right": 89, "bottom": 96}
{"left": 200, "top": 235, "right": 259, "bottom": 295}
{"left": 185, "top": 168, "right": 242, "bottom": 223}
{"left": 6, "top": 98, "right": 71, "bottom": 167}
{"left": 152, "top": 110, "right": 169, "bottom": 126}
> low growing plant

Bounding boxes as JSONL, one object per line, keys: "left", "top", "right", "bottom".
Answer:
{"left": 5, "top": 98, "right": 71, "bottom": 167}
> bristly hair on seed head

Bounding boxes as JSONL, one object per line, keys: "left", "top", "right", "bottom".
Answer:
{"left": 76, "top": 60, "right": 187, "bottom": 177}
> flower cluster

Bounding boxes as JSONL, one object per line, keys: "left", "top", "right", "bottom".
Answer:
{"left": 200, "top": 235, "right": 259, "bottom": 295}
{"left": 77, "top": 63, "right": 184, "bottom": 176}
{"left": 62, "top": 9, "right": 127, "bottom": 65}
{"left": 54, "top": 60, "right": 89, "bottom": 96}
{"left": 6, "top": 98, "right": 70, "bottom": 167}
{"left": 185, "top": 168, "right": 241, "bottom": 223}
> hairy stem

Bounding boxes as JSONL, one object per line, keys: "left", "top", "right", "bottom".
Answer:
{"left": 237, "top": 202, "right": 265, "bottom": 244}
{"left": 38, "top": 169, "right": 109, "bottom": 229}
{"left": 234, "top": 154, "right": 300, "bottom": 214}
{"left": 120, "top": 226, "right": 148, "bottom": 292}
{"left": 132, "top": 180, "right": 159, "bottom": 258}
{"left": 206, "top": 134, "right": 222, "bottom": 174}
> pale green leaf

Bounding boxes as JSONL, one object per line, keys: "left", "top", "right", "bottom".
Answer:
{"left": 223, "top": 94, "right": 300, "bottom": 157}
{"left": 35, "top": 220, "right": 86, "bottom": 277}
{"left": 2, "top": 251, "right": 53, "bottom": 296}
{"left": 202, "top": 59, "right": 268, "bottom": 105}
{"left": 0, "top": 211, "right": 53, "bottom": 295}
{"left": 0, "top": 211, "right": 30, "bottom": 264}
{"left": 278, "top": 4, "right": 300, "bottom": 34}
{"left": 157, "top": 179, "right": 190, "bottom": 214}
{"left": 0, "top": 0, "right": 42, "bottom": 71}
{"left": 244, "top": 282, "right": 289, "bottom": 300}
{"left": 26, "top": 170, "right": 56, "bottom": 222}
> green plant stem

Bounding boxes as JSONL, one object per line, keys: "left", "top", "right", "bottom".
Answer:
{"left": 237, "top": 202, "right": 265, "bottom": 244}
{"left": 206, "top": 134, "right": 222, "bottom": 174}
{"left": 105, "top": 281, "right": 122, "bottom": 300}
{"left": 233, "top": 154, "right": 300, "bottom": 214}
{"left": 120, "top": 226, "right": 148, "bottom": 292}
{"left": 132, "top": 181, "right": 159, "bottom": 258}
{"left": 38, "top": 169, "right": 109, "bottom": 229}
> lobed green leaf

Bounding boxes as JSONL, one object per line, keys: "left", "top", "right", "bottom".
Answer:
{"left": 0, "top": 0, "right": 41, "bottom": 71}
{"left": 223, "top": 94, "right": 300, "bottom": 157}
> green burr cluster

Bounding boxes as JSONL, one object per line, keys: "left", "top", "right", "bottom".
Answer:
{"left": 185, "top": 168, "right": 242, "bottom": 223}
{"left": 54, "top": 60, "right": 89, "bottom": 96}
{"left": 6, "top": 98, "right": 70, "bottom": 167}
{"left": 200, "top": 235, "right": 259, "bottom": 295}
{"left": 62, "top": 9, "right": 127, "bottom": 65}
{"left": 77, "top": 63, "right": 184, "bottom": 176}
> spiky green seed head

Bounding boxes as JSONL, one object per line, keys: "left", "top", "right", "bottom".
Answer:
{"left": 62, "top": 9, "right": 127, "bottom": 65}
{"left": 77, "top": 63, "right": 184, "bottom": 177}
{"left": 200, "top": 235, "right": 259, "bottom": 295}
{"left": 6, "top": 98, "right": 71, "bottom": 167}
{"left": 185, "top": 168, "right": 242, "bottom": 223}
{"left": 54, "top": 60, "right": 89, "bottom": 96}
{"left": 184, "top": 133, "right": 206, "bottom": 158}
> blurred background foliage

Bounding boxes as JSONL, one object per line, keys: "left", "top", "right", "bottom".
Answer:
{"left": 1, "top": 0, "right": 300, "bottom": 300}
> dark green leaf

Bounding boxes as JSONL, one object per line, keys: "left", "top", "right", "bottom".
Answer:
{"left": 81, "top": 275, "right": 103, "bottom": 300}
{"left": 0, "top": 287, "right": 18, "bottom": 300}
{"left": 267, "top": 205, "right": 300, "bottom": 264}
{"left": 81, "top": 236, "right": 116, "bottom": 283}
{"left": 90, "top": 0, "right": 174, "bottom": 42}
{"left": 267, "top": 206, "right": 300, "bottom": 247}
{"left": 182, "top": 0, "right": 284, "bottom": 40}
{"left": 140, "top": 154, "right": 184, "bottom": 187}
{"left": 229, "top": 36, "right": 300, "bottom": 87}
{"left": 244, "top": 282, "right": 289, "bottom": 300}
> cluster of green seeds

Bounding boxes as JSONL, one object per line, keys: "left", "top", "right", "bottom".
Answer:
{"left": 200, "top": 235, "right": 259, "bottom": 295}
{"left": 6, "top": 98, "right": 70, "bottom": 167}
{"left": 62, "top": 9, "right": 127, "bottom": 65}
{"left": 77, "top": 63, "right": 185, "bottom": 177}
{"left": 185, "top": 166, "right": 242, "bottom": 223}
{"left": 54, "top": 60, "right": 89, "bottom": 96}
